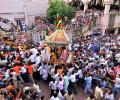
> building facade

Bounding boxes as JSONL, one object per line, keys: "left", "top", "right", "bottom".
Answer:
{"left": 0, "top": 0, "right": 48, "bottom": 26}
{"left": 67, "top": 0, "right": 120, "bottom": 35}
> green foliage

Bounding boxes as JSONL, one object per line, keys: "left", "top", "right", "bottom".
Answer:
{"left": 47, "top": 0, "right": 75, "bottom": 23}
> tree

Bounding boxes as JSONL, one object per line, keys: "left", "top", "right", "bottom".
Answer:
{"left": 47, "top": 0, "right": 75, "bottom": 23}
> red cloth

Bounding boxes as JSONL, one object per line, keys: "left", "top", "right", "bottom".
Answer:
{"left": 26, "top": 65, "right": 33, "bottom": 74}
{"left": 13, "top": 66, "right": 20, "bottom": 75}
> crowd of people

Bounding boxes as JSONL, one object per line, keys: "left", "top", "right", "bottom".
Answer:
{"left": 0, "top": 26, "right": 120, "bottom": 100}
{"left": 0, "top": 17, "right": 10, "bottom": 24}
{"left": 0, "top": 8, "right": 120, "bottom": 100}
{"left": 70, "top": 10, "right": 102, "bottom": 31}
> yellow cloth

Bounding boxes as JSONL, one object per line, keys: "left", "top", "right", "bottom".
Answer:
{"left": 50, "top": 53, "right": 57, "bottom": 63}
{"left": 57, "top": 20, "right": 62, "bottom": 29}
{"left": 45, "top": 46, "right": 51, "bottom": 55}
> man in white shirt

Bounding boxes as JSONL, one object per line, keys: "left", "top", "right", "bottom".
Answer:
{"left": 50, "top": 67, "right": 55, "bottom": 78}
{"left": 49, "top": 79, "right": 57, "bottom": 97}
{"left": 57, "top": 78, "right": 64, "bottom": 91}
{"left": 28, "top": 53, "right": 36, "bottom": 64}
{"left": 53, "top": 73, "right": 59, "bottom": 81}
{"left": 20, "top": 51, "right": 26, "bottom": 59}
{"left": 77, "top": 68, "right": 83, "bottom": 79}
{"left": 20, "top": 66, "right": 27, "bottom": 74}
{"left": 76, "top": 67, "right": 84, "bottom": 87}
{"left": 30, "top": 47, "right": 38, "bottom": 56}
{"left": 69, "top": 71, "right": 77, "bottom": 94}
{"left": 23, "top": 85, "right": 30, "bottom": 93}
{"left": 20, "top": 64, "right": 29, "bottom": 83}
{"left": 67, "top": 67, "right": 74, "bottom": 76}
{"left": 42, "top": 67, "right": 48, "bottom": 81}
{"left": 34, "top": 53, "right": 41, "bottom": 70}
{"left": 50, "top": 92, "right": 59, "bottom": 100}
{"left": 33, "top": 82, "right": 42, "bottom": 95}
{"left": 41, "top": 48, "right": 50, "bottom": 62}
{"left": 69, "top": 72, "right": 76, "bottom": 83}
